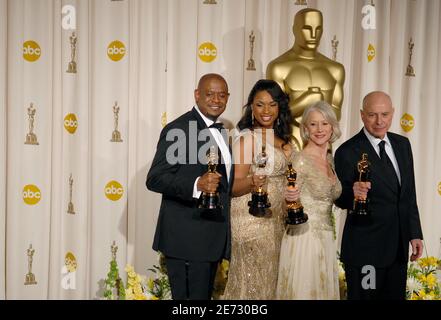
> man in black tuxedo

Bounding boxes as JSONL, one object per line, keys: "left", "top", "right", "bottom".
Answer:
{"left": 334, "top": 91, "right": 423, "bottom": 300}
{"left": 146, "top": 73, "right": 232, "bottom": 300}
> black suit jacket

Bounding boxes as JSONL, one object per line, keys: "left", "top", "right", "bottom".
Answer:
{"left": 146, "top": 107, "right": 232, "bottom": 262}
{"left": 334, "top": 129, "right": 423, "bottom": 267}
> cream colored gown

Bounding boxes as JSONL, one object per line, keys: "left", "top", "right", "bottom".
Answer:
{"left": 276, "top": 152, "right": 342, "bottom": 300}
{"left": 222, "top": 131, "right": 293, "bottom": 300}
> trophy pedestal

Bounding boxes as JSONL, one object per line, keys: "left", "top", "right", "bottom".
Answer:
{"left": 67, "top": 202, "right": 75, "bottom": 214}
{"left": 286, "top": 205, "right": 308, "bottom": 225}
{"left": 25, "top": 133, "right": 39, "bottom": 145}
{"left": 406, "top": 65, "right": 415, "bottom": 77}
{"left": 24, "top": 273, "right": 37, "bottom": 285}
{"left": 111, "top": 130, "right": 123, "bottom": 142}
{"left": 246, "top": 59, "right": 256, "bottom": 71}
{"left": 352, "top": 199, "right": 369, "bottom": 216}
{"left": 67, "top": 61, "right": 77, "bottom": 74}
{"left": 248, "top": 192, "right": 271, "bottom": 217}
{"left": 198, "top": 192, "right": 222, "bottom": 210}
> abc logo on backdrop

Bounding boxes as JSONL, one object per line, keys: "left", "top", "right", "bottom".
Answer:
{"left": 105, "top": 180, "right": 124, "bottom": 201}
{"left": 23, "top": 40, "right": 41, "bottom": 62}
{"left": 367, "top": 43, "right": 376, "bottom": 62}
{"left": 23, "top": 184, "right": 41, "bottom": 205}
{"left": 400, "top": 113, "right": 415, "bottom": 132}
{"left": 107, "top": 40, "right": 126, "bottom": 62}
{"left": 64, "top": 113, "right": 78, "bottom": 134}
{"left": 198, "top": 42, "right": 217, "bottom": 63}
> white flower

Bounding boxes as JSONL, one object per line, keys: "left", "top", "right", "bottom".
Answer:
{"left": 406, "top": 276, "right": 422, "bottom": 293}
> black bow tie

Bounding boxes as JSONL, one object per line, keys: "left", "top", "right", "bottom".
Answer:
{"left": 209, "top": 122, "right": 224, "bottom": 131}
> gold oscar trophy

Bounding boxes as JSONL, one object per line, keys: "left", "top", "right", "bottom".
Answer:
{"left": 267, "top": 8, "right": 345, "bottom": 150}
{"left": 331, "top": 35, "right": 339, "bottom": 61}
{"left": 67, "top": 174, "right": 75, "bottom": 214}
{"left": 66, "top": 32, "right": 77, "bottom": 73}
{"left": 24, "top": 103, "right": 39, "bottom": 145}
{"left": 110, "top": 101, "right": 123, "bottom": 142}
{"left": 110, "top": 241, "right": 124, "bottom": 298}
{"left": 353, "top": 153, "right": 370, "bottom": 215}
{"left": 246, "top": 31, "right": 256, "bottom": 71}
{"left": 198, "top": 145, "right": 222, "bottom": 210}
{"left": 406, "top": 38, "right": 415, "bottom": 77}
{"left": 24, "top": 244, "right": 37, "bottom": 285}
{"left": 285, "top": 162, "right": 308, "bottom": 225}
{"left": 248, "top": 144, "right": 271, "bottom": 217}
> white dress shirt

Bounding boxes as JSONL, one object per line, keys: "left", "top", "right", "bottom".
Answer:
{"left": 192, "top": 106, "right": 232, "bottom": 198}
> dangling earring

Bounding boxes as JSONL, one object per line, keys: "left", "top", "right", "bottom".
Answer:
{"left": 276, "top": 118, "right": 280, "bottom": 127}
{"left": 251, "top": 109, "right": 254, "bottom": 126}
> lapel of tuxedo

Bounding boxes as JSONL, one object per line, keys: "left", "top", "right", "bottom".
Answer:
{"left": 388, "top": 133, "right": 407, "bottom": 193}
{"left": 357, "top": 130, "right": 399, "bottom": 195}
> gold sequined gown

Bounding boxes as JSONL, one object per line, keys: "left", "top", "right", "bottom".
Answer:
{"left": 222, "top": 131, "right": 293, "bottom": 300}
{"left": 276, "top": 152, "right": 342, "bottom": 300}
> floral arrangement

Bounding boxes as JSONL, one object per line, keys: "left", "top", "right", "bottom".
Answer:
{"left": 406, "top": 256, "right": 441, "bottom": 300}
{"left": 212, "top": 259, "right": 230, "bottom": 300}
{"left": 103, "top": 254, "right": 171, "bottom": 300}
{"left": 145, "top": 254, "right": 172, "bottom": 300}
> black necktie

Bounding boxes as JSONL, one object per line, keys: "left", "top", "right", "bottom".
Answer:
{"left": 378, "top": 140, "right": 399, "bottom": 187}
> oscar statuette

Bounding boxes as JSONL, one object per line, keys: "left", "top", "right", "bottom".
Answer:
{"left": 248, "top": 145, "right": 271, "bottom": 217}
{"left": 352, "top": 153, "right": 370, "bottom": 215}
{"left": 285, "top": 162, "right": 308, "bottom": 225}
{"left": 198, "top": 146, "right": 222, "bottom": 210}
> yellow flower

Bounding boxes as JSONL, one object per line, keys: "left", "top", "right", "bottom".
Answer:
{"left": 410, "top": 292, "right": 419, "bottom": 300}
{"left": 425, "top": 274, "right": 438, "bottom": 289}
{"left": 418, "top": 257, "right": 439, "bottom": 269}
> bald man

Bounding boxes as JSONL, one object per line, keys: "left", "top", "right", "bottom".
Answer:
{"left": 334, "top": 91, "right": 423, "bottom": 300}
{"left": 147, "top": 74, "right": 233, "bottom": 299}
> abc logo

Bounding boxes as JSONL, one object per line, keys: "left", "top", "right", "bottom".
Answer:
{"left": 438, "top": 182, "right": 441, "bottom": 196}
{"left": 65, "top": 251, "right": 77, "bottom": 273}
{"left": 107, "top": 40, "right": 126, "bottom": 61}
{"left": 64, "top": 113, "right": 78, "bottom": 134}
{"left": 105, "top": 180, "right": 124, "bottom": 201}
{"left": 400, "top": 113, "right": 415, "bottom": 132}
{"left": 23, "top": 40, "right": 41, "bottom": 62}
{"left": 367, "top": 44, "right": 376, "bottom": 62}
{"left": 198, "top": 42, "right": 217, "bottom": 63}
{"left": 23, "top": 184, "right": 41, "bottom": 205}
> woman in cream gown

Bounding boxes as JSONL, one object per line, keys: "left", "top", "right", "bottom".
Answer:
{"left": 276, "top": 101, "right": 342, "bottom": 300}
{"left": 222, "top": 80, "right": 299, "bottom": 300}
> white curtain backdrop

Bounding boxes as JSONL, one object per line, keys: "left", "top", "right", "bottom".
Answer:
{"left": 0, "top": 0, "right": 440, "bottom": 299}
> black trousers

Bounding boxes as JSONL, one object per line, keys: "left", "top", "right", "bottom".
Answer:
{"left": 345, "top": 234, "right": 408, "bottom": 300}
{"left": 164, "top": 256, "right": 219, "bottom": 300}
{"left": 344, "top": 259, "right": 407, "bottom": 300}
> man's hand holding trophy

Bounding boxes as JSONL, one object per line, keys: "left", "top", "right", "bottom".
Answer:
{"left": 352, "top": 153, "right": 371, "bottom": 215}
{"left": 198, "top": 145, "right": 222, "bottom": 210}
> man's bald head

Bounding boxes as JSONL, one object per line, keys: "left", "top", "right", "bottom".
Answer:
{"left": 197, "top": 73, "right": 228, "bottom": 92}
{"left": 362, "top": 91, "right": 393, "bottom": 111}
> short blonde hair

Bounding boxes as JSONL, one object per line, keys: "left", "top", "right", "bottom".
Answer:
{"left": 300, "top": 101, "right": 341, "bottom": 145}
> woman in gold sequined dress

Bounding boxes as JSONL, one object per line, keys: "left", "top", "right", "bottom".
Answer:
{"left": 222, "top": 80, "right": 299, "bottom": 300}
{"left": 276, "top": 101, "right": 342, "bottom": 299}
